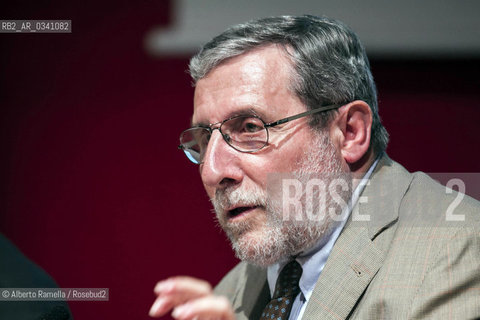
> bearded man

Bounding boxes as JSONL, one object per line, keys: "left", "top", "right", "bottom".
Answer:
{"left": 149, "top": 15, "right": 480, "bottom": 320}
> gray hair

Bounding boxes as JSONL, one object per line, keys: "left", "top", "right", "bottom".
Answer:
{"left": 189, "top": 15, "right": 389, "bottom": 154}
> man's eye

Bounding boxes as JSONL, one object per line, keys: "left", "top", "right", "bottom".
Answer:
{"left": 201, "top": 132, "right": 211, "bottom": 148}
{"left": 193, "top": 131, "right": 210, "bottom": 150}
{"left": 243, "top": 120, "right": 263, "bottom": 133}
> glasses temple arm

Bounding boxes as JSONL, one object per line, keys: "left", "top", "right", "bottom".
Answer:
{"left": 265, "top": 104, "right": 340, "bottom": 127}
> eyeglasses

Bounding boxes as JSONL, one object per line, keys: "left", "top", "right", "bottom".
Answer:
{"left": 178, "top": 104, "right": 341, "bottom": 164}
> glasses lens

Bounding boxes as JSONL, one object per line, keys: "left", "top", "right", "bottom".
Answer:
{"left": 179, "top": 127, "right": 210, "bottom": 164}
{"left": 222, "top": 116, "right": 268, "bottom": 152}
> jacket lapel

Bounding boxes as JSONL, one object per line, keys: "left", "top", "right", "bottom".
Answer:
{"left": 231, "top": 264, "right": 270, "bottom": 320}
{"left": 302, "top": 156, "right": 413, "bottom": 319}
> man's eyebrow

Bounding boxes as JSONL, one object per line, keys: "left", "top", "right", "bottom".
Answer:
{"left": 190, "top": 116, "right": 199, "bottom": 127}
{"left": 191, "top": 107, "right": 268, "bottom": 127}
{"left": 191, "top": 118, "right": 208, "bottom": 127}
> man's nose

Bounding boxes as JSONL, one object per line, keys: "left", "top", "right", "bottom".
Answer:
{"left": 200, "top": 130, "right": 243, "bottom": 189}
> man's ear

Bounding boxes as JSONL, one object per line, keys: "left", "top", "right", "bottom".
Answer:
{"left": 332, "top": 100, "right": 372, "bottom": 164}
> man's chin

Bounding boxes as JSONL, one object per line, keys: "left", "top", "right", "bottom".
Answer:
{"left": 226, "top": 227, "right": 261, "bottom": 249}
{"left": 232, "top": 244, "right": 281, "bottom": 268}
{"left": 227, "top": 219, "right": 335, "bottom": 267}
{"left": 227, "top": 229, "right": 285, "bottom": 267}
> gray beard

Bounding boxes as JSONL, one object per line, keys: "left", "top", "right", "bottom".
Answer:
{"left": 212, "top": 131, "right": 350, "bottom": 267}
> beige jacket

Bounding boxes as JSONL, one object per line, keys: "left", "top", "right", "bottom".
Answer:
{"left": 214, "top": 156, "right": 480, "bottom": 319}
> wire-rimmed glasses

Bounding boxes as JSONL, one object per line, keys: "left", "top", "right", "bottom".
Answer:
{"left": 178, "top": 104, "right": 341, "bottom": 164}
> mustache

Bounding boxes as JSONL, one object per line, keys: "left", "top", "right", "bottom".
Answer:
{"left": 211, "top": 186, "right": 268, "bottom": 215}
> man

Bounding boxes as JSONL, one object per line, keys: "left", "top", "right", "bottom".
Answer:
{"left": 149, "top": 15, "right": 480, "bottom": 319}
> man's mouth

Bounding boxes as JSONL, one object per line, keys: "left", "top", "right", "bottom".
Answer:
{"left": 227, "top": 206, "right": 258, "bottom": 219}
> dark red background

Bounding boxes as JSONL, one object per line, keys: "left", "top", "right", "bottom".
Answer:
{"left": 1, "top": 1, "right": 479, "bottom": 319}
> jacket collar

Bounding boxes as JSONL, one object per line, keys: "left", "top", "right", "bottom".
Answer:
{"left": 301, "top": 155, "right": 413, "bottom": 319}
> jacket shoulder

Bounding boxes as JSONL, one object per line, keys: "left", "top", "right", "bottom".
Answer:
{"left": 400, "top": 171, "right": 480, "bottom": 227}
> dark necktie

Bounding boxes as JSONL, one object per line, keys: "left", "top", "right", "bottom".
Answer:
{"left": 260, "top": 260, "right": 303, "bottom": 320}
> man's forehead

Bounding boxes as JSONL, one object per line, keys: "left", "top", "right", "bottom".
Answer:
{"left": 191, "top": 105, "right": 271, "bottom": 126}
{"left": 192, "top": 88, "right": 267, "bottom": 125}
{"left": 191, "top": 47, "right": 301, "bottom": 125}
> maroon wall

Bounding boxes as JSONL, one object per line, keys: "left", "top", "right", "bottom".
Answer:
{"left": 1, "top": 2, "right": 479, "bottom": 319}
